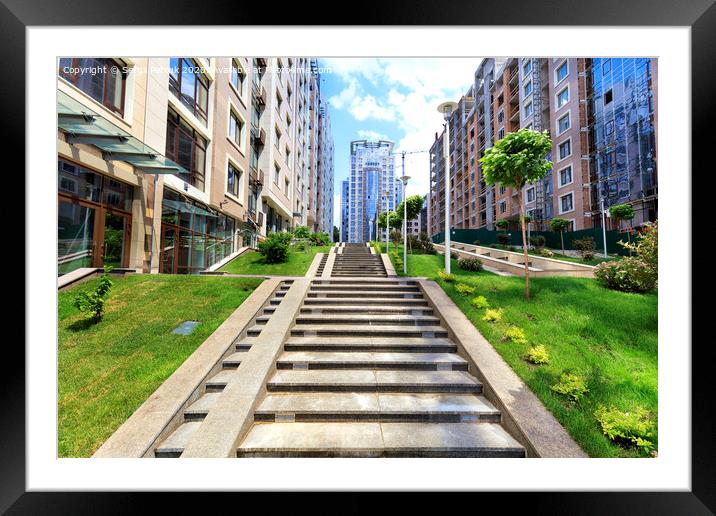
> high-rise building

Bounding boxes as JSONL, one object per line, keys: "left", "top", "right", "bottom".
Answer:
{"left": 340, "top": 179, "right": 349, "bottom": 242}
{"left": 57, "top": 56, "right": 334, "bottom": 276}
{"left": 428, "top": 57, "right": 658, "bottom": 237}
{"left": 347, "top": 140, "right": 397, "bottom": 243}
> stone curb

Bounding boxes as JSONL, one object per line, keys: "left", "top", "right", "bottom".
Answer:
{"left": 305, "top": 252, "right": 324, "bottom": 277}
{"left": 92, "top": 278, "right": 280, "bottom": 458}
{"left": 181, "top": 278, "right": 311, "bottom": 457}
{"left": 322, "top": 251, "right": 336, "bottom": 278}
{"left": 417, "top": 278, "right": 588, "bottom": 458}
{"left": 381, "top": 253, "right": 397, "bottom": 277}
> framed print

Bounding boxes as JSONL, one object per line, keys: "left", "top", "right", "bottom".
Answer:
{"left": 5, "top": 0, "right": 713, "bottom": 511}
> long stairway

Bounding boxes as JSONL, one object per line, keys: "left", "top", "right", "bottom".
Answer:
{"left": 331, "top": 243, "right": 386, "bottom": 277}
{"left": 236, "top": 247, "right": 525, "bottom": 457}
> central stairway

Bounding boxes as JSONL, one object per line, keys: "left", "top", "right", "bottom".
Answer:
{"left": 331, "top": 243, "right": 386, "bottom": 277}
{"left": 236, "top": 247, "right": 525, "bottom": 457}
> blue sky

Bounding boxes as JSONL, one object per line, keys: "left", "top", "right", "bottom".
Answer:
{"left": 318, "top": 58, "right": 483, "bottom": 228}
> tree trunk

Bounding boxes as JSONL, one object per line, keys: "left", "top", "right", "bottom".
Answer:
{"left": 519, "top": 196, "right": 530, "bottom": 301}
{"left": 560, "top": 230, "right": 565, "bottom": 256}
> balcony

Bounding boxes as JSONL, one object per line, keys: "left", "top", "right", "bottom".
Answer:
{"left": 250, "top": 124, "right": 266, "bottom": 146}
{"left": 252, "top": 82, "right": 266, "bottom": 106}
{"left": 249, "top": 166, "right": 264, "bottom": 188}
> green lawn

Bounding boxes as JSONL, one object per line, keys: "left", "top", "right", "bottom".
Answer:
{"left": 219, "top": 245, "right": 332, "bottom": 276}
{"left": 58, "top": 274, "right": 262, "bottom": 457}
{"left": 391, "top": 252, "right": 658, "bottom": 458}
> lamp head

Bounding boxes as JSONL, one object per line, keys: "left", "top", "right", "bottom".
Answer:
{"left": 400, "top": 175, "right": 411, "bottom": 184}
{"left": 437, "top": 101, "right": 458, "bottom": 120}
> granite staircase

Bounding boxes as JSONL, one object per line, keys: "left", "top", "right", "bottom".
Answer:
{"left": 331, "top": 243, "right": 386, "bottom": 277}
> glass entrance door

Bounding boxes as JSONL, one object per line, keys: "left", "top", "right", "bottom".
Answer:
{"left": 58, "top": 200, "right": 97, "bottom": 275}
{"left": 102, "top": 211, "right": 129, "bottom": 268}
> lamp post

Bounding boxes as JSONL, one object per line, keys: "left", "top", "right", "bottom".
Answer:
{"left": 600, "top": 197, "right": 608, "bottom": 258}
{"left": 400, "top": 174, "right": 411, "bottom": 275}
{"left": 437, "top": 101, "right": 458, "bottom": 273}
{"left": 385, "top": 189, "right": 391, "bottom": 254}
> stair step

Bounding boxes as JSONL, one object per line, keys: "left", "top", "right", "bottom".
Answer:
{"left": 300, "top": 305, "right": 433, "bottom": 315}
{"left": 254, "top": 393, "right": 500, "bottom": 422}
{"left": 284, "top": 337, "right": 457, "bottom": 352}
{"left": 222, "top": 351, "right": 247, "bottom": 369}
{"left": 184, "top": 392, "right": 223, "bottom": 420}
{"left": 267, "top": 370, "right": 481, "bottom": 393}
{"left": 307, "top": 291, "right": 422, "bottom": 298}
{"left": 290, "top": 325, "right": 448, "bottom": 338}
{"left": 205, "top": 369, "right": 236, "bottom": 392}
{"left": 276, "top": 351, "right": 467, "bottom": 370}
{"left": 154, "top": 421, "right": 202, "bottom": 457}
{"left": 294, "top": 314, "right": 441, "bottom": 326}
{"left": 236, "top": 422, "right": 524, "bottom": 457}
{"left": 235, "top": 338, "right": 257, "bottom": 351}
{"left": 310, "top": 285, "right": 416, "bottom": 291}
{"left": 303, "top": 297, "right": 427, "bottom": 306}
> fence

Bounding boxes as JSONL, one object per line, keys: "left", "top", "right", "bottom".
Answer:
{"left": 431, "top": 227, "right": 631, "bottom": 255}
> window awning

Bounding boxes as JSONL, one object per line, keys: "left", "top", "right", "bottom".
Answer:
{"left": 57, "top": 90, "right": 186, "bottom": 175}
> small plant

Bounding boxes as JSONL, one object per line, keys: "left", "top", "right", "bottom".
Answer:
{"left": 482, "top": 308, "right": 503, "bottom": 323}
{"left": 455, "top": 283, "right": 476, "bottom": 296}
{"left": 473, "top": 239, "right": 481, "bottom": 246}
{"left": 73, "top": 265, "right": 114, "bottom": 323}
{"left": 502, "top": 325, "right": 528, "bottom": 345}
{"left": 258, "top": 232, "right": 292, "bottom": 263}
{"left": 594, "top": 257, "right": 656, "bottom": 293}
{"left": 470, "top": 295, "right": 490, "bottom": 309}
{"left": 538, "top": 248, "right": 555, "bottom": 257}
{"left": 458, "top": 257, "right": 483, "bottom": 272}
{"left": 450, "top": 251, "right": 459, "bottom": 260}
{"left": 594, "top": 405, "right": 655, "bottom": 454}
{"left": 551, "top": 372, "right": 589, "bottom": 402}
{"left": 549, "top": 217, "right": 570, "bottom": 255}
{"left": 437, "top": 269, "right": 456, "bottom": 283}
{"left": 525, "top": 344, "right": 550, "bottom": 364}
{"left": 529, "top": 235, "right": 546, "bottom": 249}
{"left": 495, "top": 219, "right": 509, "bottom": 231}
{"left": 293, "top": 225, "right": 311, "bottom": 239}
{"left": 418, "top": 232, "right": 436, "bottom": 254}
{"left": 573, "top": 236, "right": 596, "bottom": 261}
{"left": 390, "top": 251, "right": 404, "bottom": 271}
{"left": 496, "top": 232, "right": 511, "bottom": 246}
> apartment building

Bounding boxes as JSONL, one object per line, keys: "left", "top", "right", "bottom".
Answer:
{"left": 428, "top": 57, "right": 657, "bottom": 237}
{"left": 347, "top": 140, "right": 397, "bottom": 243}
{"left": 57, "top": 56, "right": 334, "bottom": 277}
{"left": 340, "top": 179, "right": 349, "bottom": 242}
{"left": 316, "top": 100, "right": 335, "bottom": 235}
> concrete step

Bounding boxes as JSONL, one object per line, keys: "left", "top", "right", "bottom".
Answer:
{"left": 311, "top": 279, "right": 414, "bottom": 285}
{"left": 154, "top": 421, "right": 202, "bottom": 458}
{"left": 184, "top": 392, "right": 223, "bottom": 421}
{"left": 205, "top": 369, "right": 236, "bottom": 392}
{"left": 266, "top": 369, "right": 481, "bottom": 393}
{"left": 294, "top": 314, "right": 441, "bottom": 326}
{"left": 276, "top": 351, "right": 468, "bottom": 370}
{"left": 306, "top": 291, "right": 422, "bottom": 299}
{"left": 300, "top": 305, "right": 433, "bottom": 315}
{"left": 254, "top": 393, "right": 500, "bottom": 422}
{"left": 284, "top": 336, "right": 457, "bottom": 352}
{"left": 290, "top": 325, "right": 448, "bottom": 338}
{"left": 309, "top": 284, "right": 417, "bottom": 292}
{"left": 303, "top": 297, "right": 428, "bottom": 306}
{"left": 236, "top": 422, "right": 524, "bottom": 457}
{"left": 235, "top": 337, "right": 258, "bottom": 351}
{"left": 222, "top": 351, "right": 247, "bottom": 369}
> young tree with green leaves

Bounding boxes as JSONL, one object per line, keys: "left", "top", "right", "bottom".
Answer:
{"left": 549, "top": 217, "right": 570, "bottom": 256}
{"left": 481, "top": 128, "right": 553, "bottom": 300}
{"left": 609, "top": 203, "right": 636, "bottom": 250}
{"left": 333, "top": 226, "right": 339, "bottom": 242}
{"left": 395, "top": 195, "right": 425, "bottom": 253}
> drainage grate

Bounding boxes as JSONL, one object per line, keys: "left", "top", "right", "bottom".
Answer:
{"left": 172, "top": 321, "right": 200, "bottom": 335}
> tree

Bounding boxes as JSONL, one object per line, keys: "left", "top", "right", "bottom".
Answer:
{"left": 333, "top": 226, "right": 339, "bottom": 242}
{"left": 481, "top": 128, "right": 553, "bottom": 300}
{"left": 549, "top": 217, "right": 570, "bottom": 256}
{"left": 395, "top": 195, "right": 424, "bottom": 253}
{"left": 609, "top": 203, "right": 636, "bottom": 251}
{"left": 495, "top": 219, "right": 509, "bottom": 231}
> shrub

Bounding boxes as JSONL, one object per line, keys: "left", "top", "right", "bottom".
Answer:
{"left": 495, "top": 219, "right": 509, "bottom": 230}
{"left": 525, "top": 344, "right": 550, "bottom": 364}
{"left": 551, "top": 372, "right": 589, "bottom": 402}
{"left": 455, "top": 283, "right": 476, "bottom": 296}
{"left": 418, "top": 232, "right": 436, "bottom": 254}
{"left": 529, "top": 235, "right": 546, "bottom": 249}
{"left": 496, "top": 233, "right": 511, "bottom": 245}
{"left": 473, "top": 240, "right": 481, "bottom": 246}
{"left": 390, "top": 229, "right": 402, "bottom": 245}
{"left": 258, "top": 232, "right": 292, "bottom": 263}
{"left": 594, "top": 405, "right": 655, "bottom": 454}
{"left": 502, "top": 325, "right": 528, "bottom": 345}
{"left": 293, "top": 225, "right": 311, "bottom": 239}
{"left": 594, "top": 257, "right": 656, "bottom": 293}
{"left": 538, "top": 248, "right": 554, "bottom": 257}
{"left": 621, "top": 221, "right": 658, "bottom": 275}
{"left": 482, "top": 308, "right": 503, "bottom": 323}
{"left": 390, "top": 251, "right": 403, "bottom": 271}
{"left": 458, "top": 257, "right": 483, "bottom": 272}
{"left": 437, "top": 269, "right": 456, "bottom": 283}
{"left": 450, "top": 251, "right": 459, "bottom": 260}
{"left": 73, "top": 266, "right": 114, "bottom": 322}
{"left": 470, "top": 295, "right": 490, "bottom": 309}
{"left": 573, "top": 236, "right": 596, "bottom": 261}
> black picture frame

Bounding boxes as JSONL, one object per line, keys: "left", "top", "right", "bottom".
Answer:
{"left": 6, "top": 0, "right": 711, "bottom": 511}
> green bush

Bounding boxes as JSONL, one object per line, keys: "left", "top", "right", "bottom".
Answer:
{"left": 418, "top": 232, "right": 436, "bottom": 254}
{"left": 482, "top": 308, "right": 503, "bottom": 323}
{"left": 437, "top": 270, "right": 456, "bottom": 283}
{"left": 594, "top": 405, "right": 655, "bottom": 454}
{"left": 390, "top": 251, "right": 403, "bottom": 271}
{"left": 537, "top": 247, "right": 555, "bottom": 257}
{"left": 450, "top": 251, "right": 459, "bottom": 260}
{"left": 529, "top": 235, "right": 546, "bottom": 248}
{"left": 470, "top": 295, "right": 490, "bottom": 309}
{"left": 502, "top": 325, "right": 528, "bottom": 345}
{"left": 496, "top": 233, "right": 511, "bottom": 245}
{"left": 309, "top": 231, "right": 331, "bottom": 246}
{"left": 457, "top": 257, "right": 483, "bottom": 272}
{"left": 621, "top": 221, "right": 658, "bottom": 275}
{"left": 293, "top": 225, "right": 311, "bottom": 239}
{"left": 473, "top": 240, "right": 481, "bottom": 246}
{"left": 455, "top": 283, "right": 476, "bottom": 296}
{"left": 594, "top": 257, "right": 656, "bottom": 293}
{"left": 573, "top": 236, "right": 596, "bottom": 261}
{"left": 258, "top": 232, "right": 292, "bottom": 263}
{"left": 551, "top": 372, "right": 589, "bottom": 402}
{"left": 73, "top": 266, "right": 114, "bottom": 322}
{"left": 525, "top": 344, "right": 550, "bottom": 364}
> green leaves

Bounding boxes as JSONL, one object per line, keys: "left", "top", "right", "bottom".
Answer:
{"left": 395, "top": 194, "right": 425, "bottom": 222}
{"left": 608, "top": 203, "right": 636, "bottom": 222}
{"left": 480, "top": 128, "right": 553, "bottom": 189}
{"left": 548, "top": 217, "right": 570, "bottom": 232}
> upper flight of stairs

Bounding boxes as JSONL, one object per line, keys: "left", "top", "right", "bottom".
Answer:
{"left": 331, "top": 243, "right": 386, "bottom": 277}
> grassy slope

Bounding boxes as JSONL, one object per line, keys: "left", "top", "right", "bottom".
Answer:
{"left": 58, "top": 274, "right": 262, "bottom": 457}
{"left": 219, "top": 245, "right": 332, "bottom": 276}
{"left": 392, "top": 252, "right": 657, "bottom": 458}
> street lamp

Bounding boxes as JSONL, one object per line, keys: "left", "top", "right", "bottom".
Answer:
{"left": 437, "top": 101, "right": 458, "bottom": 274}
{"left": 400, "top": 174, "right": 411, "bottom": 275}
{"left": 385, "top": 189, "right": 391, "bottom": 254}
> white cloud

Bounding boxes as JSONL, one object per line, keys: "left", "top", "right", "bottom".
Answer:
{"left": 357, "top": 129, "right": 389, "bottom": 141}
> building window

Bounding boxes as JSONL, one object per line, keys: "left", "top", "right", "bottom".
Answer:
{"left": 169, "top": 58, "right": 209, "bottom": 124}
{"left": 500, "top": 186, "right": 506, "bottom": 194}
{"left": 229, "top": 110, "right": 244, "bottom": 147}
{"left": 526, "top": 187, "right": 535, "bottom": 203}
{"left": 231, "top": 59, "right": 246, "bottom": 96}
{"left": 523, "top": 80, "right": 533, "bottom": 97}
{"left": 560, "top": 192, "right": 574, "bottom": 213}
{"left": 499, "top": 201, "right": 506, "bottom": 214}
{"left": 58, "top": 57, "right": 126, "bottom": 115}
{"left": 603, "top": 58, "right": 611, "bottom": 76}
{"left": 275, "top": 126, "right": 281, "bottom": 148}
{"left": 274, "top": 163, "right": 280, "bottom": 184}
{"left": 556, "top": 60, "right": 568, "bottom": 83}
{"left": 558, "top": 139, "right": 572, "bottom": 160}
{"left": 285, "top": 178, "right": 290, "bottom": 196}
{"left": 166, "top": 108, "right": 207, "bottom": 191}
{"left": 497, "top": 110, "right": 504, "bottom": 123}
{"left": 522, "top": 60, "right": 532, "bottom": 76}
{"left": 556, "top": 86, "right": 569, "bottom": 108}
{"left": 524, "top": 101, "right": 533, "bottom": 118}
{"left": 498, "top": 127, "right": 505, "bottom": 139}
{"left": 605, "top": 119, "right": 615, "bottom": 136}
{"left": 276, "top": 89, "right": 283, "bottom": 111}
{"left": 227, "top": 162, "right": 243, "bottom": 199}
{"left": 558, "top": 165, "right": 573, "bottom": 187}
{"left": 604, "top": 89, "right": 613, "bottom": 105}
{"left": 557, "top": 112, "right": 570, "bottom": 134}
